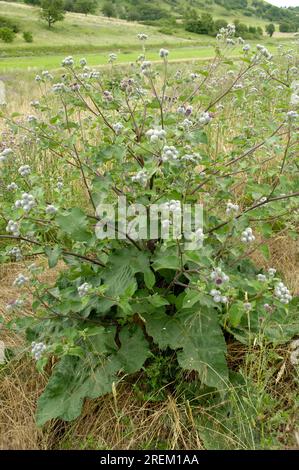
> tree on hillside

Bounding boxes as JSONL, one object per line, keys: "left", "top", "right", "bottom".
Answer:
{"left": 24, "top": 0, "right": 41, "bottom": 5}
{"left": 185, "top": 12, "right": 215, "bottom": 36}
{"left": 73, "top": 0, "right": 97, "bottom": 15}
{"left": 101, "top": 1, "right": 116, "bottom": 18}
{"left": 40, "top": 0, "right": 65, "bottom": 28}
{"left": 266, "top": 23, "right": 275, "bottom": 37}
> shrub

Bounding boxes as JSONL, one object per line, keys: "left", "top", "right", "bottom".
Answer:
{"left": 266, "top": 23, "right": 275, "bottom": 37}
{"left": 101, "top": 1, "right": 116, "bottom": 18}
{"left": 72, "top": 0, "right": 97, "bottom": 15}
{"left": 0, "top": 27, "right": 16, "bottom": 43}
{"left": 0, "top": 33, "right": 298, "bottom": 426}
{"left": 0, "top": 16, "right": 19, "bottom": 33}
{"left": 158, "top": 27, "right": 173, "bottom": 35}
{"left": 23, "top": 31, "right": 34, "bottom": 43}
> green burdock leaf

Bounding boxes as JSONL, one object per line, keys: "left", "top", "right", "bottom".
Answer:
{"left": 190, "top": 130, "right": 208, "bottom": 145}
{"left": 152, "top": 255, "right": 181, "bottom": 271}
{"left": 143, "top": 309, "right": 228, "bottom": 390}
{"left": 44, "top": 245, "right": 62, "bottom": 268}
{"left": 229, "top": 303, "right": 244, "bottom": 328}
{"left": 143, "top": 269, "right": 155, "bottom": 289}
{"left": 56, "top": 207, "right": 91, "bottom": 242}
{"left": 148, "top": 294, "right": 170, "bottom": 308}
{"left": 36, "top": 325, "right": 149, "bottom": 426}
{"left": 36, "top": 354, "right": 120, "bottom": 426}
{"left": 117, "top": 325, "right": 151, "bottom": 374}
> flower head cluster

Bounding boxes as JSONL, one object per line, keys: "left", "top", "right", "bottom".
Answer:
{"left": 6, "top": 220, "right": 20, "bottom": 236}
{"left": 162, "top": 145, "right": 179, "bottom": 162}
{"left": 218, "top": 24, "right": 236, "bottom": 40}
{"left": 0, "top": 148, "right": 13, "bottom": 163}
{"left": 287, "top": 110, "right": 298, "bottom": 121}
{"left": 181, "top": 118, "right": 193, "bottom": 128}
{"left": 264, "top": 303, "right": 273, "bottom": 313}
{"left": 46, "top": 204, "right": 58, "bottom": 215}
{"left": 198, "top": 112, "right": 212, "bottom": 126}
{"left": 181, "top": 153, "right": 201, "bottom": 163}
{"left": 268, "top": 268, "right": 276, "bottom": 277}
{"left": 31, "top": 342, "right": 46, "bottom": 360}
{"left": 18, "top": 165, "right": 31, "bottom": 177}
{"left": 8, "top": 247, "right": 22, "bottom": 261}
{"left": 62, "top": 56, "right": 74, "bottom": 67}
{"left": 27, "top": 115, "right": 37, "bottom": 124}
{"left": 210, "top": 289, "right": 228, "bottom": 304}
{"left": 13, "top": 273, "right": 29, "bottom": 287}
{"left": 30, "top": 100, "right": 40, "bottom": 108}
{"left": 211, "top": 267, "right": 229, "bottom": 286}
{"left": 113, "top": 122, "right": 124, "bottom": 135}
{"left": 187, "top": 228, "right": 205, "bottom": 245}
{"left": 90, "top": 70, "right": 100, "bottom": 79}
{"left": 162, "top": 200, "right": 181, "bottom": 214}
{"left": 79, "top": 58, "right": 87, "bottom": 67}
{"left": 177, "top": 105, "right": 193, "bottom": 116}
{"left": 140, "top": 61, "right": 151, "bottom": 74}
{"left": 160, "top": 201, "right": 181, "bottom": 231}
{"left": 257, "top": 274, "right": 267, "bottom": 282}
{"left": 226, "top": 202, "right": 239, "bottom": 215}
{"left": 241, "top": 227, "right": 255, "bottom": 243}
{"left": 226, "top": 38, "right": 235, "bottom": 46}
{"left": 15, "top": 193, "right": 35, "bottom": 213}
{"left": 159, "top": 48, "right": 169, "bottom": 58}
{"left": 146, "top": 128, "right": 166, "bottom": 143}
{"left": 131, "top": 170, "right": 147, "bottom": 185}
{"left": 7, "top": 182, "right": 18, "bottom": 191}
{"left": 243, "top": 44, "right": 251, "bottom": 52}
{"left": 137, "top": 33, "right": 148, "bottom": 40}
{"left": 56, "top": 177, "right": 63, "bottom": 191}
{"left": 52, "top": 83, "right": 67, "bottom": 93}
{"left": 108, "top": 53, "right": 117, "bottom": 63}
{"left": 78, "top": 282, "right": 91, "bottom": 297}
{"left": 42, "top": 70, "right": 52, "bottom": 79}
{"left": 256, "top": 45, "right": 272, "bottom": 60}
{"left": 274, "top": 282, "right": 292, "bottom": 304}
{"left": 120, "top": 77, "right": 135, "bottom": 92}
{"left": 103, "top": 90, "right": 113, "bottom": 102}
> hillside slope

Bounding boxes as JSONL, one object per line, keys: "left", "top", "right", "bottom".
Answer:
{"left": 96, "top": 0, "right": 299, "bottom": 28}
{"left": 0, "top": 2, "right": 199, "bottom": 56}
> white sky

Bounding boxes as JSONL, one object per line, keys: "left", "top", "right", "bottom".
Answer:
{"left": 266, "top": 0, "right": 299, "bottom": 6}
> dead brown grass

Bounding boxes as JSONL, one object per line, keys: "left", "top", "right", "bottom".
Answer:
{"left": 250, "top": 234, "right": 299, "bottom": 294}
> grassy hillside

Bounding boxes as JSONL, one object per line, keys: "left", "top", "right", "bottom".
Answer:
{"left": 0, "top": 2, "right": 201, "bottom": 55}
{"left": 95, "top": 0, "right": 299, "bottom": 28}
{"left": 0, "top": 0, "right": 297, "bottom": 59}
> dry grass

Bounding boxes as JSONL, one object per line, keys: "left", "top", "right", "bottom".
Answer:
{"left": 251, "top": 234, "right": 299, "bottom": 294}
